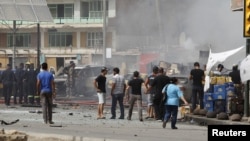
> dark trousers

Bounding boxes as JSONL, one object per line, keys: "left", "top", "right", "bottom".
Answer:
{"left": 3, "top": 83, "right": 13, "bottom": 106}
{"left": 41, "top": 92, "right": 53, "bottom": 123}
{"left": 23, "top": 82, "right": 29, "bottom": 104}
{"left": 191, "top": 85, "right": 204, "bottom": 110}
{"left": 164, "top": 105, "right": 178, "bottom": 128}
{"left": 16, "top": 82, "right": 24, "bottom": 104}
{"left": 111, "top": 93, "right": 124, "bottom": 118}
{"left": 13, "top": 82, "right": 18, "bottom": 104}
{"left": 28, "top": 81, "right": 36, "bottom": 104}
{"left": 153, "top": 95, "right": 164, "bottom": 120}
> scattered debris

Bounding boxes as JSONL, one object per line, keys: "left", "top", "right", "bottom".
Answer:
{"left": 0, "top": 119, "right": 19, "bottom": 125}
{"left": 0, "top": 129, "right": 28, "bottom": 141}
{"left": 49, "top": 124, "right": 63, "bottom": 127}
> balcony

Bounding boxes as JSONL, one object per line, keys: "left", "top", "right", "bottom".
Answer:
{"left": 51, "top": 17, "right": 103, "bottom": 24}
{"left": 0, "top": 17, "right": 103, "bottom": 26}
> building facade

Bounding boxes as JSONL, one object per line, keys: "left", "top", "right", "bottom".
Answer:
{"left": 0, "top": 0, "right": 119, "bottom": 71}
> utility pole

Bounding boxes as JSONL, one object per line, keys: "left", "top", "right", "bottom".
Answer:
{"left": 244, "top": 39, "right": 250, "bottom": 117}
{"left": 243, "top": 0, "right": 250, "bottom": 117}
{"left": 12, "top": 20, "right": 16, "bottom": 69}
{"left": 37, "top": 23, "right": 40, "bottom": 68}
{"left": 102, "top": 0, "right": 106, "bottom": 66}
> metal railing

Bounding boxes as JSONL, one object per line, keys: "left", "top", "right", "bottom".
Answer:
{"left": 0, "top": 17, "right": 103, "bottom": 25}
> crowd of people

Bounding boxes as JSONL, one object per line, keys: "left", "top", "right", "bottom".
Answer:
{"left": 93, "top": 65, "right": 189, "bottom": 129}
{"left": 0, "top": 60, "right": 242, "bottom": 127}
{"left": 0, "top": 62, "right": 40, "bottom": 106}
{"left": 92, "top": 61, "right": 243, "bottom": 129}
{"left": 0, "top": 62, "right": 56, "bottom": 124}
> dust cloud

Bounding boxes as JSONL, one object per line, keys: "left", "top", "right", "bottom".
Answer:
{"left": 115, "top": 0, "right": 245, "bottom": 68}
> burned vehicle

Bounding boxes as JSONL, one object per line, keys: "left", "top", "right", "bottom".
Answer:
{"left": 74, "top": 65, "right": 113, "bottom": 97}
{"left": 54, "top": 65, "right": 113, "bottom": 98}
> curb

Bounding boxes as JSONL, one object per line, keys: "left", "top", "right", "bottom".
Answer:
{"left": 185, "top": 114, "right": 250, "bottom": 125}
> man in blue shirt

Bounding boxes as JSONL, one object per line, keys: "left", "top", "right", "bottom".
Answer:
{"left": 37, "top": 62, "right": 55, "bottom": 124}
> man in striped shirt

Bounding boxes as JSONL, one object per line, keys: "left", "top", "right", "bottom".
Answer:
{"left": 110, "top": 67, "right": 126, "bottom": 119}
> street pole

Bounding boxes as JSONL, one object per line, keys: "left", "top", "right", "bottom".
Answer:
{"left": 37, "top": 23, "right": 40, "bottom": 68}
{"left": 12, "top": 20, "right": 16, "bottom": 69}
{"left": 244, "top": 39, "right": 250, "bottom": 117}
{"left": 102, "top": 0, "right": 106, "bottom": 66}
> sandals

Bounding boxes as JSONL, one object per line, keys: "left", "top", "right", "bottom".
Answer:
{"left": 97, "top": 117, "right": 106, "bottom": 119}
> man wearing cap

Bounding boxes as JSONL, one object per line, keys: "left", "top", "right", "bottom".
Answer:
{"left": 93, "top": 67, "right": 108, "bottom": 119}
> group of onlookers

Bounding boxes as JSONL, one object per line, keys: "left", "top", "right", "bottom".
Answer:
{"left": 93, "top": 65, "right": 188, "bottom": 129}
{"left": 93, "top": 61, "right": 242, "bottom": 129}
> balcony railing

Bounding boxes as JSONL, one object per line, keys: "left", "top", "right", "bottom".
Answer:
{"left": 52, "top": 17, "right": 103, "bottom": 24}
{"left": 0, "top": 17, "right": 103, "bottom": 25}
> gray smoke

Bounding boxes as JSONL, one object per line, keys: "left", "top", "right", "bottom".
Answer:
{"left": 116, "top": 0, "right": 245, "bottom": 69}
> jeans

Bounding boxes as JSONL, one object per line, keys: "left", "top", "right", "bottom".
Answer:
{"left": 111, "top": 93, "right": 124, "bottom": 118}
{"left": 164, "top": 105, "right": 178, "bottom": 128}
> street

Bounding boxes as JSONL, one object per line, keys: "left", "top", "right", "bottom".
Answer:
{"left": 0, "top": 102, "right": 208, "bottom": 141}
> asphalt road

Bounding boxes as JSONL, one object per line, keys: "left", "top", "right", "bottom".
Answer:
{"left": 0, "top": 102, "right": 208, "bottom": 141}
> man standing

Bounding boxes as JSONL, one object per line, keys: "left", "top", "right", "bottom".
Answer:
{"left": 27, "top": 63, "right": 37, "bottom": 104}
{"left": 147, "top": 67, "right": 170, "bottom": 121}
{"left": 110, "top": 67, "right": 126, "bottom": 119}
{"left": 144, "top": 66, "right": 159, "bottom": 119}
{"left": 126, "top": 71, "right": 145, "bottom": 121}
{"left": 14, "top": 63, "right": 25, "bottom": 104}
{"left": 23, "top": 62, "right": 31, "bottom": 104}
{"left": 189, "top": 62, "right": 205, "bottom": 112}
{"left": 66, "top": 61, "right": 75, "bottom": 98}
{"left": 229, "top": 65, "right": 243, "bottom": 98}
{"left": 93, "top": 67, "right": 108, "bottom": 119}
{"left": 37, "top": 62, "right": 56, "bottom": 124}
{"left": 0, "top": 64, "right": 16, "bottom": 106}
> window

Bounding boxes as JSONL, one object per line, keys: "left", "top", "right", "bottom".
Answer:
{"left": 81, "top": 0, "right": 108, "bottom": 18}
{"left": 87, "top": 32, "right": 103, "bottom": 48}
{"left": 48, "top": 4, "right": 74, "bottom": 18}
{"left": 7, "top": 33, "right": 31, "bottom": 47}
{"left": 49, "top": 32, "right": 73, "bottom": 47}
